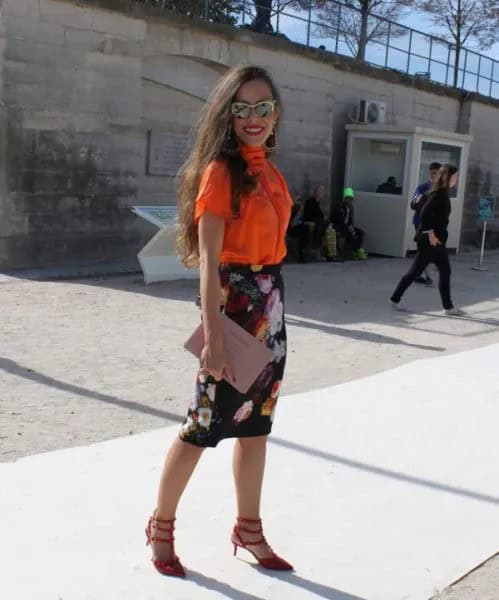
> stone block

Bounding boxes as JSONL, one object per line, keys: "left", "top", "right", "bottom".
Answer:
{"left": 53, "top": 46, "right": 86, "bottom": 70}
{"left": 3, "top": 0, "right": 40, "bottom": 19}
{"left": 142, "top": 54, "right": 218, "bottom": 103}
{"left": 64, "top": 27, "right": 103, "bottom": 50}
{"left": 247, "top": 45, "right": 287, "bottom": 74}
{"left": 5, "top": 14, "right": 66, "bottom": 45}
{"left": 4, "top": 38, "right": 57, "bottom": 65}
{"left": 5, "top": 37, "right": 56, "bottom": 66}
{"left": 4, "top": 61, "right": 49, "bottom": 86}
{"left": 4, "top": 81, "right": 48, "bottom": 110}
{"left": 39, "top": 0, "right": 92, "bottom": 30}
{"left": 284, "top": 53, "right": 333, "bottom": 82}
{"left": 144, "top": 23, "right": 181, "bottom": 56}
{"left": 70, "top": 74, "right": 141, "bottom": 126}
{"left": 91, "top": 8, "right": 146, "bottom": 41}
{"left": 279, "top": 71, "right": 334, "bottom": 95}
{"left": 84, "top": 50, "right": 141, "bottom": 78}
{"left": 178, "top": 32, "right": 227, "bottom": 66}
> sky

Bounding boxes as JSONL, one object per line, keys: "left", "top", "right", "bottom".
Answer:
{"left": 401, "top": 10, "right": 499, "bottom": 61}
{"left": 248, "top": 4, "right": 499, "bottom": 97}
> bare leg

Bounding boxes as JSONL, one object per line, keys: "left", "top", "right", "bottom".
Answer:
{"left": 232, "top": 435, "right": 274, "bottom": 559}
{"left": 152, "top": 437, "right": 204, "bottom": 562}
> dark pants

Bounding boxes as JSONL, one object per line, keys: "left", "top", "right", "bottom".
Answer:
{"left": 339, "top": 226, "right": 364, "bottom": 251}
{"left": 303, "top": 220, "right": 327, "bottom": 249}
{"left": 287, "top": 224, "right": 311, "bottom": 261}
{"left": 391, "top": 243, "right": 453, "bottom": 310}
{"left": 414, "top": 225, "right": 429, "bottom": 279}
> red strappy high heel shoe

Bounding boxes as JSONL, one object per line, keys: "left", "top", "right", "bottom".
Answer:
{"left": 231, "top": 517, "right": 293, "bottom": 571}
{"left": 145, "top": 513, "right": 186, "bottom": 577}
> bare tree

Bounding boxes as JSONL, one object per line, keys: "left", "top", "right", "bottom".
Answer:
{"left": 414, "top": 0, "right": 499, "bottom": 87}
{"left": 316, "top": 0, "right": 412, "bottom": 61}
{"left": 244, "top": 0, "right": 297, "bottom": 34}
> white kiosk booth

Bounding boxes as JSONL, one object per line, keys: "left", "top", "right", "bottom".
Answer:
{"left": 344, "top": 125, "right": 473, "bottom": 257}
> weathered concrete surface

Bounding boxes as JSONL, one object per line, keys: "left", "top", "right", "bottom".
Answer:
{"left": 0, "top": 0, "right": 497, "bottom": 269}
{"left": 462, "top": 101, "right": 499, "bottom": 245}
{"left": 2, "top": 250, "right": 499, "bottom": 462}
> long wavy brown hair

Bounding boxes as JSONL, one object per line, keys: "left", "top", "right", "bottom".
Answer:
{"left": 176, "top": 65, "right": 281, "bottom": 268}
{"left": 432, "top": 164, "right": 458, "bottom": 192}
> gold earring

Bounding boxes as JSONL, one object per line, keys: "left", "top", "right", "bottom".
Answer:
{"left": 265, "top": 122, "right": 277, "bottom": 153}
{"left": 223, "top": 124, "right": 240, "bottom": 156}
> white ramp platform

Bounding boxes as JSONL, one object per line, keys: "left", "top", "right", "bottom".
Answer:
{"left": 2, "top": 345, "right": 498, "bottom": 600}
{"left": 131, "top": 205, "right": 198, "bottom": 284}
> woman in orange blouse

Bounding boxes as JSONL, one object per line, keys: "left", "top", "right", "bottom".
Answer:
{"left": 146, "top": 66, "right": 293, "bottom": 577}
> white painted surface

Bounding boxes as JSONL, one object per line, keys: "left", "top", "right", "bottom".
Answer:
{"left": 2, "top": 345, "right": 498, "bottom": 600}
{"left": 136, "top": 225, "right": 198, "bottom": 284}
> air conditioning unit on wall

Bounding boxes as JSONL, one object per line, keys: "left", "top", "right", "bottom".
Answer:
{"left": 359, "top": 99, "right": 386, "bottom": 124}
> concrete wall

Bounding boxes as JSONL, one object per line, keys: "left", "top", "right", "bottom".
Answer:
{"left": 0, "top": 0, "right": 9, "bottom": 248}
{"left": 0, "top": 0, "right": 147, "bottom": 268}
{"left": 0, "top": 0, "right": 497, "bottom": 269}
{"left": 462, "top": 101, "right": 499, "bottom": 244}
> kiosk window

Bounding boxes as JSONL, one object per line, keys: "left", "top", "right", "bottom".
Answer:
{"left": 419, "top": 142, "right": 461, "bottom": 197}
{"left": 351, "top": 139, "right": 406, "bottom": 195}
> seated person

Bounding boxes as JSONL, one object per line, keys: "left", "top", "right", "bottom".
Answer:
{"left": 376, "top": 176, "right": 401, "bottom": 194}
{"left": 303, "top": 184, "right": 328, "bottom": 259}
{"left": 331, "top": 187, "right": 367, "bottom": 259}
{"left": 287, "top": 195, "right": 311, "bottom": 262}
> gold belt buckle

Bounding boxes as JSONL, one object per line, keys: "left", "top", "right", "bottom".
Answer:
{"left": 250, "top": 264, "right": 263, "bottom": 272}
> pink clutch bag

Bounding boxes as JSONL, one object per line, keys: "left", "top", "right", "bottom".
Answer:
{"left": 184, "top": 314, "right": 273, "bottom": 394}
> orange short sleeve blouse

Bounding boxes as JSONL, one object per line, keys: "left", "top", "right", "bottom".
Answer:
{"left": 194, "top": 159, "right": 292, "bottom": 265}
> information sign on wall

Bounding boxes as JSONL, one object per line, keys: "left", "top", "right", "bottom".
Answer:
{"left": 147, "top": 131, "right": 189, "bottom": 177}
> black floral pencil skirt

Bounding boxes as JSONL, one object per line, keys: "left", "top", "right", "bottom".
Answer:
{"left": 180, "top": 264, "right": 286, "bottom": 448}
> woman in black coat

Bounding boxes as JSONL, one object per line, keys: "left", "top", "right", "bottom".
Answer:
{"left": 390, "top": 164, "right": 465, "bottom": 316}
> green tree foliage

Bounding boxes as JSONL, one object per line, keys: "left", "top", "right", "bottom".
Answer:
{"left": 133, "top": 0, "right": 242, "bottom": 25}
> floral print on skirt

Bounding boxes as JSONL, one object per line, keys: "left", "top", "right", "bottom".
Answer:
{"left": 180, "top": 264, "right": 286, "bottom": 448}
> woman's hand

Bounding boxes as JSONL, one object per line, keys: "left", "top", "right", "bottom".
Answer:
{"left": 200, "top": 341, "right": 235, "bottom": 383}
{"left": 428, "top": 230, "right": 441, "bottom": 247}
{"left": 197, "top": 211, "right": 236, "bottom": 384}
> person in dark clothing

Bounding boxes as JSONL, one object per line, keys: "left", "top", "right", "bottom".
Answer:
{"left": 331, "top": 187, "right": 367, "bottom": 259}
{"left": 390, "top": 164, "right": 465, "bottom": 316}
{"left": 376, "top": 176, "right": 400, "bottom": 194}
{"left": 411, "top": 161, "right": 441, "bottom": 286}
{"left": 303, "top": 185, "right": 327, "bottom": 259}
{"left": 304, "top": 185, "right": 326, "bottom": 224}
{"left": 287, "top": 196, "right": 311, "bottom": 262}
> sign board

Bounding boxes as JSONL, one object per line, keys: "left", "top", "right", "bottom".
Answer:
{"left": 131, "top": 205, "right": 177, "bottom": 229}
{"left": 478, "top": 196, "right": 495, "bottom": 222}
{"left": 147, "top": 131, "right": 189, "bottom": 177}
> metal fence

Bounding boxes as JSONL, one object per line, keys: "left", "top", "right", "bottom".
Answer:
{"left": 131, "top": 0, "right": 499, "bottom": 99}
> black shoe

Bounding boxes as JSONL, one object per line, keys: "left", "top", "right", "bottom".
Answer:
{"left": 424, "top": 276, "right": 433, "bottom": 287}
{"left": 415, "top": 276, "right": 426, "bottom": 284}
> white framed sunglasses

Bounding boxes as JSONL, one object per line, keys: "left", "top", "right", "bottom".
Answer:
{"left": 230, "top": 100, "right": 277, "bottom": 119}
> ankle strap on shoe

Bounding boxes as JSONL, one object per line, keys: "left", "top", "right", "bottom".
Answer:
{"left": 147, "top": 515, "right": 176, "bottom": 543}
{"left": 153, "top": 515, "right": 175, "bottom": 525}
{"left": 235, "top": 517, "right": 263, "bottom": 534}
{"left": 237, "top": 517, "right": 262, "bottom": 524}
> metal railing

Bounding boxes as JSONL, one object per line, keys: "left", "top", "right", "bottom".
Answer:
{"left": 131, "top": 0, "right": 499, "bottom": 99}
